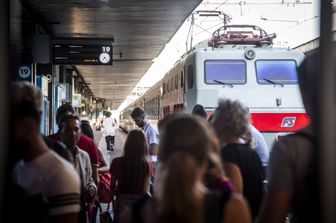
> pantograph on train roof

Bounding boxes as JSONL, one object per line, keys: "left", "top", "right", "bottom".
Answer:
{"left": 208, "top": 24, "right": 277, "bottom": 48}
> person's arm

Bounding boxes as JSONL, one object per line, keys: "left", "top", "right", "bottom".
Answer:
{"left": 84, "top": 154, "right": 97, "bottom": 202}
{"left": 90, "top": 140, "right": 100, "bottom": 185}
{"left": 91, "top": 166, "right": 98, "bottom": 186}
{"left": 223, "top": 193, "right": 252, "bottom": 223}
{"left": 223, "top": 162, "right": 243, "bottom": 193}
{"left": 256, "top": 189, "right": 292, "bottom": 223}
{"left": 149, "top": 143, "right": 159, "bottom": 156}
{"left": 146, "top": 126, "right": 160, "bottom": 156}
{"left": 98, "top": 148, "right": 109, "bottom": 172}
{"left": 109, "top": 158, "right": 118, "bottom": 197}
{"left": 47, "top": 162, "right": 81, "bottom": 223}
{"left": 251, "top": 125, "right": 270, "bottom": 168}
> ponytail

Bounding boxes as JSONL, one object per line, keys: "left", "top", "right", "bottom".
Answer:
{"left": 157, "top": 152, "right": 203, "bottom": 223}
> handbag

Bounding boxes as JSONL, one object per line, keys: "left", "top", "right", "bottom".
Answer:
{"left": 98, "top": 202, "right": 113, "bottom": 223}
{"left": 98, "top": 171, "right": 112, "bottom": 203}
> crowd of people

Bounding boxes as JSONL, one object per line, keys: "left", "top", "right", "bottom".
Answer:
{"left": 7, "top": 47, "right": 324, "bottom": 223}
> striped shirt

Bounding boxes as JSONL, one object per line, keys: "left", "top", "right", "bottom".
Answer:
{"left": 12, "top": 150, "right": 81, "bottom": 216}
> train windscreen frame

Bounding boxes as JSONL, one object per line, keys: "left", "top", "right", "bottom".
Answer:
{"left": 255, "top": 60, "right": 298, "bottom": 85}
{"left": 204, "top": 60, "right": 247, "bottom": 84}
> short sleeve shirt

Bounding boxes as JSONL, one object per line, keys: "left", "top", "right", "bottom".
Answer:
{"left": 143, "top": 123, "right": 160, "bottom": 146}
{"left": 12, "top": 150, "right": 81, "bottom": 216}
{"left": 103, "top": 117, "right": 116, "bottom": 136}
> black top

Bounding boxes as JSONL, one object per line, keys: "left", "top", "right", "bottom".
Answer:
{"left": 221, "top": 143, "right": 264, "bottom": 219}
{"left": 204, "top": 189, "right": 232, "bottom": 223}
{"left": 130, "top": 189, "right": 231, "bottom": 223}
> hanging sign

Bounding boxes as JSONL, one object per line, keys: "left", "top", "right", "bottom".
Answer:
{"left": 52, "top": 39, "right": 113, "bottom": 65}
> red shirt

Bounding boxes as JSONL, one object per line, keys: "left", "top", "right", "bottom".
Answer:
{"left": 110, "top": 157, "right": 154, "bottom": 195}
{"left": 49, "top": 133, "right": 99, "bottom": 166}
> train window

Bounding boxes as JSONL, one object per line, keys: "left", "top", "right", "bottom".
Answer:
{"left": 175, "top": 75, "right": 178, "bottom": 89}
{"left": 166, "top": 82, "right": 169, "bottom": 93}
{"left": 187, "top": 64, "right": 194, "bottom": 89}
{"left": 204, "top": 60, "right": 246, "bottom": 84}
{"left": 256, "top": 60, "right": 298, "bottom": 85}
{"left": 180, "top": 71, "right": 184, "bottom": 87}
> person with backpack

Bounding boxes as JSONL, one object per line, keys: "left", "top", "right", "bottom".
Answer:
{"left": 256, "top": 44, "right": 329, "bottom": 223}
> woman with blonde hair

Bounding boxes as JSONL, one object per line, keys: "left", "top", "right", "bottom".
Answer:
{"left": 121, "top": 114, "right": 251, "bottom": 223}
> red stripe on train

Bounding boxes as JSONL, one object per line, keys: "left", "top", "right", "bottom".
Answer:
{"left": 250, "top": 113, "right": 310, "bottom": 132}
{"left": 207, "top": 111, "right": 310, "bottom": 132}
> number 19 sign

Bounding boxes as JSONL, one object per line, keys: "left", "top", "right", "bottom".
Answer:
{"left": 17, "top": 65, "right": 32, "bottom": 81}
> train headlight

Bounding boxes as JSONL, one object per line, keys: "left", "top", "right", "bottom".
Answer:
{"left": 245, "top": 49, "right": 256, "bottom": 60}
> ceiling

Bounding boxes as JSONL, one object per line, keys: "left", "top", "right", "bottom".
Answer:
{"left": 23, "top": 0, "right": 201, "bottom": 109}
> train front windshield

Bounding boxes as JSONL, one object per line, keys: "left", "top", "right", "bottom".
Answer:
{"left": 256, "top": 60, "right": 298, "bottom": 85}
{"left": 204, "top": 60, "right": 247, "bottom": 84}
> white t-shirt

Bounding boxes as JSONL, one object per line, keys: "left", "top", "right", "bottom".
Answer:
{"left": 12, "top": 150, "right": 81, "bottom": 216}
{"left": 103, "top": 117, "right": 116, "bottom": 136}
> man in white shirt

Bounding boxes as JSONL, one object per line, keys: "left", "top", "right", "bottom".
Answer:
{"left": 131, "top": 107, "right": 160, "bottom": 162}
{"left": 103, "top": 111, "right": 116, "bottom": 151}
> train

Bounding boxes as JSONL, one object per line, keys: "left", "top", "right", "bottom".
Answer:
{"left": 119, "top": 25, "right": 310, "bottom": 148}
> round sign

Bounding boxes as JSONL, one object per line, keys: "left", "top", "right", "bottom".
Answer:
{"left": 18, "top": 66, "right": 31, "bottom": 78}
{"left": 99, "top": 53, "right": 111, "bottom": 64}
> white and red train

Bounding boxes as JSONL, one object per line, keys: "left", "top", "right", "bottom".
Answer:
{"left": 119, "top": 25, "right": 310, "bottom": 148}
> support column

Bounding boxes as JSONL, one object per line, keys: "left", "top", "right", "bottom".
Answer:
{"left": 0, "top": 0, "right": 10, "bottom": 220}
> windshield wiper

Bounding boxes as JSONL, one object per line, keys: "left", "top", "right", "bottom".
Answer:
{"left": 263, "top": 78, "right": 284, "bottom": 87}
{"left": 212, "top": 79, "right": 233, "bottom": 88}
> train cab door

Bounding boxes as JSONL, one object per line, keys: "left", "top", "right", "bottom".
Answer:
{"left": 185, "top": 60, "right": 197, "bottom": 112}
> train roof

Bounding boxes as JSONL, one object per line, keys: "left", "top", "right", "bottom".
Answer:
{"left": 177, "top": 44, "right": 304, "bottom": 63}
{"left": 178, "top": 24, "right": 301, "bottom": 59}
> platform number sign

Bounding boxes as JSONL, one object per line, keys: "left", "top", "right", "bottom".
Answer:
{"left": 99, "top": 46, "right": 111, "bottom": 64}
{"left": 17, "top": 65, "right": 32, "bottom": 80}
